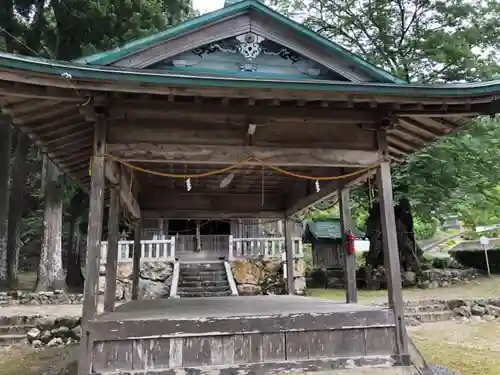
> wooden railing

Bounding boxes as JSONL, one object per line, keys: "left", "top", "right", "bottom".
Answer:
{"left": 100, "top": 237, "right": 176, "bottom": 263}
{"left": 100, "top": 235, "right": 303, "bottom": 263}
{"left": 175, "top": 235, "right": 230, "bottom": 253}
{"left": 229, "top": 236, "right": 303, "bottom": 260}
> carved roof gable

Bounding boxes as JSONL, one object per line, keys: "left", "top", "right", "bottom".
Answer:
{"left": 149, "top": 33, "right": 351, "bottom": 81}
{"left": 76, "top": 0, "right": 404, "bottom": 83}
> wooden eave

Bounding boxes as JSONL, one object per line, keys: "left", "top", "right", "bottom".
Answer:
{"left": 0, "top": 53, "right": 499, "bottom": 197}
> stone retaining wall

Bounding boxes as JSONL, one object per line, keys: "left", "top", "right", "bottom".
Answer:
{"left": 365, "top": 267, "right": 478, "bottom": 290}
{"left": 0, "top": 291, "right": 83, "bottom": 306}
{"left": 98, "top": 261, "right": 174, "bottom": 300}
{"left": 448, "top": 297, "right": 500, "bottom": 320}
{"left": 26, "top": 315, "right": 81, "bottom": 348}
{"left": 231, "top": 258, "right": 306, "bottom": 295}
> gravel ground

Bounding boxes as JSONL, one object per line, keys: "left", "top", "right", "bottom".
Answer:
{"left": 430, "top": 364, "right": 460, "bottom": 375}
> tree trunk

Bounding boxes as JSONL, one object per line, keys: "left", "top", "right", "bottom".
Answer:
{"left": 365, "top": 197, "right": 422, "bottom": 273}
{"left": 66, "top": 215, "right": 84, "bottom": 291}
{"left": 0, "top": 120, "right": 12, "bottom": 290}
{"left": 6, "top": 134, "right": 30, "bottom": 288}
{"left": 36, "top": 158, "right": 66, "bottom": 291}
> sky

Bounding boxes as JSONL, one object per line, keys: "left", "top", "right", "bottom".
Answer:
{"left": 193, "top": 0, "right": 225, "bottom": 14}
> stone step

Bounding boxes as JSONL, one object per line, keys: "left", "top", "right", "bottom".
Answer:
{"left": 405, "top": 311, "right": 455, "bottom": 323}
{"left": 0, "top": 333, "right": 26, "bottom": 346}
{"left": 0, "top": 324, "right": 35, "bottom": 335}
{"left": 376, "top": 299, "right": 448, "bottom": 308}
{"left": 179, "top": 280, "right": 229, "bottom": 288}
{"left": 182, "top": 263, "right": 225, "bottom": 270}
{"left": 180, "top": 269, "right": 227, "bottom": 276}
{"left": 177, "top": 291, "right": 232, "bottom": 298}
{"left": 180, "top": 273, "right": 227, "bottom": 281}
{"left": 178, "top": 285, "right": 231, "bottom": 294}
{"left": 404, "top": 304, "right": 449, "bottom": 314}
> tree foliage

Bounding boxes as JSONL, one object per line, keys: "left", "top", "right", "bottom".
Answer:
{"left": 0, "top": 0, "right": 195, "bottom": 290}
{"left": 271, "top": 0, "right": 500, "bottom": 82}
{"left": 270, "top": 0, "right": 500, "bottom": 242}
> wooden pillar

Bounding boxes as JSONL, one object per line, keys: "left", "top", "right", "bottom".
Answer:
{"left": 195, "top": 220, "right": 201, "bottom": 252}
{"left": 338, "top": 188, "right": 358, "bottom": 303}
{"left": 284, "top": 218, "right": 295, "bottom": 295}
{"left": 131, "top": 221, "right": 142, "bottom": 300}
{"left": 104, "top": 186, "right": 120, "bottom": 313}
{"left": 377, "top": 130, "right": 409, "bottom": 361}
{"left": 78, "top": 120, "right": 106, "bottom": 375}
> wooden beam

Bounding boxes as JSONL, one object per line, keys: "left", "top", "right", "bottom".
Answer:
{"left": 142, "top": 191, "right": 284, "bottom": 214}
{"left": 285, "top": 168, "right": 376, "bottom": 217}
{"left": 104, "top": 161, "right": 140, "bottom": 219}
{"left": 338, "top": 187, "right": 357, "bottom": 303}
{"left": 78, "top": 119, "right": 106, "bottom": 375}
{"left": 107, "top": 144, "right": 381, "bottom": 167}
{"left": 104, "top": 186, "right": 120, "bottom": 313}
{"left": 0, "top": 80, "right": 84, "bottom": 102}
{"left": 376, "top": 129, "right": 409, "bottom": 360}
{"left": 2, "top": 99, "right": 61, "bottom": 116}
{"left": 110, "top": 101, "right": 383, "bottom": 123}
{"left": 142, "top": 210, "right": 283, "bottom": 219}
{"left": 131, "top": 221, "right": 142, "bottom": 300}
{"left": 284, "top": 218, "right": 295, "bottom": 295}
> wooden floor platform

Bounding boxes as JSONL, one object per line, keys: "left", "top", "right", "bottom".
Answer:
{"left": 86, "top": 296, "right": 414, "bottom": 375}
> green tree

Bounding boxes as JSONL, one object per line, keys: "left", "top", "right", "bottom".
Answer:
{"left": 270, "top": 0, "right": 500, "bottom": 269}
{"left": 1, "top": 0, "right": 195, "bottom": 290}
{"left": 271, "top": 0, "right": 500, "bottom": 82}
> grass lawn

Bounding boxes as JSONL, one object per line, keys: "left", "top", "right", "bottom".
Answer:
{"left": 410, "top": 320, "right": 500, "bottom": 375}
{"left": 0, "top": 346, "right": 75, "bottom": 375}
{"left": 308, "top": 275, "right": 500, "bottom": 303}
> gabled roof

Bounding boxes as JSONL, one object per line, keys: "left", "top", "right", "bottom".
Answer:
{"left": 303, "top": 219, "right": 365, "bottom": 242}
{"left": 74, "top": 0, "right": 405, "bottom": 84}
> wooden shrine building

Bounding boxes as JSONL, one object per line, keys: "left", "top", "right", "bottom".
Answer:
{"left": 1, "top": 0, "right": 500, "bottom": 374}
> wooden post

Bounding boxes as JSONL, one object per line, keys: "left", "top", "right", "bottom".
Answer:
{"left": 195, "top": 220, "right": 201, "bottom": 252}
{"left": 377, "top": 159, "right": 409, "bottom": 360}
{"left": 284, "top": 218, "right": 295, "bottom": 295}
{"left": 131, "top": 221, "right": 142, "bottom": 300}
{"left": 338, "top": 188, "right": 358, "bottom": 303}
{"left": 104, "top": 186, "right": 120, "bottom": 313}
{"left": 78, "top": 120, "right": 106, "bottom": 375}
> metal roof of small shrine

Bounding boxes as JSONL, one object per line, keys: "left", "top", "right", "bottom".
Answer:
{"left": 304, "top": 219, "right": 366, "bottom": 242}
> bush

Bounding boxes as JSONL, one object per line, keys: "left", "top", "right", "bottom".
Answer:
{"left": 306, "top": 268, "right": 328, "bottom": 288}
{"left": 452, "top": 249, "right": 500, "bottom": 274}
{"left": 431, "top": 257, "right": 451, "bottom": 269}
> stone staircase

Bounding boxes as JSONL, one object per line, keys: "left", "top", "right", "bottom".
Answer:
{"left": 375, "top": 299, "right": 454, "bottom": 325}
{"left": 404, "top": 299, "right": 454, "bottom": 324}
{"left": 0, "top": 316, "right": 37, "bottom": 347}
{"left": 177, "top": 262, "right": 233, "bottom": 297}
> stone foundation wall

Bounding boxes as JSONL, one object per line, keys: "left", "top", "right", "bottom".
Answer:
{"left": 98, "top": 261, "right": 174, "bottom": 301}
{"left": 0, "top": 291, "right": 83, "bottom": 306}
{"left": 364, "top": 267, "right": 478, "bottom": 290}
{"left": 449, "top": 297, "right": 500, "bottom": 320}
{"left": 26, "top": 315, "right": 81, "bottom": 348}
{"left": 230, "top": 258, "right": 306, "bottom": 295}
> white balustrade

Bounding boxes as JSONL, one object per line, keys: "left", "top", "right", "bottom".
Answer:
{"left": 229, "top": 236, "right": 303, "bottom": 260}
{"left": 100, "top": 237, "right": 176, "bottom": 263}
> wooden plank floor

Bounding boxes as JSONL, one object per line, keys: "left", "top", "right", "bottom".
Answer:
{"left": 87, "top": 296, "right": 403, "bottom": 374}
{"left": 96, "top": 295, "right": 383, "bottom": 321}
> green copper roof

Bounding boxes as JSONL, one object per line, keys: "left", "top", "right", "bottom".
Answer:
{"left": 74, "top": 0, "right": 405, "bottom": 84}
{"left": 304, "top": 219, "right": 365, "bottom": 241}
{"left": 3, "top": 52, "right": 500, "bottom": 96}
